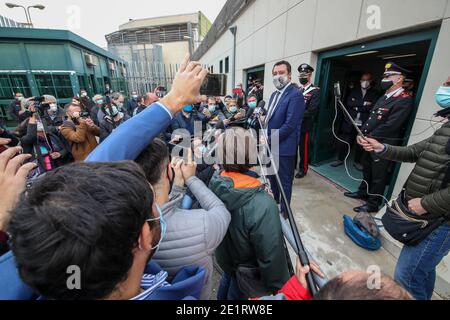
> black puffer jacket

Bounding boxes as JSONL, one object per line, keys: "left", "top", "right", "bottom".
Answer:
{"left": 381, "top": 121, "right": 450, "bottom": 223}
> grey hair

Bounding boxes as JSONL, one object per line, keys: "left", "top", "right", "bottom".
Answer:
{"left": 111, "top": 92, "right": 123, "bottom": 101}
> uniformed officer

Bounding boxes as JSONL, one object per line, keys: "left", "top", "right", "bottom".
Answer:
{"left": 331, "top": 72, "right": 380, "bottom": 168}
{"left": 344, "top": 62, "right": 414, "bottom": 213}
{"left": 295, "top": 63, "right": 321, "bottom": 179}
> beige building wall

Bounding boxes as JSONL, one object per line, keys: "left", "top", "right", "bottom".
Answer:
{"left": 161, "top": 41, "right": 190, "bottom": 66}
{"left": 198, "top": 0, "right": 450, "bottom": 298}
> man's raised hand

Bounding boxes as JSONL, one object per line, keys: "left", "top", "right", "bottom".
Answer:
{"left": 161, "top": 53, "right": 208, "bottom": 115}
{"left": 0, "top": 146, "right": 36, "bottom": 231}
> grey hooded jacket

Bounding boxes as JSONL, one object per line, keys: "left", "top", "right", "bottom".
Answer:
{"left": 152, "top": 176, "right": 231, "bottom": 300}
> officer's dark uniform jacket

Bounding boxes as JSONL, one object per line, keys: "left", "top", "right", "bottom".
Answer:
{"left": 300, "top": 84, "right": 320, "bottom": 133}
{"left": 362, "top": 88, "right": 414, "bottom": 145}
{"left": 343, "top": 87, "right": 380, "bottom": 134}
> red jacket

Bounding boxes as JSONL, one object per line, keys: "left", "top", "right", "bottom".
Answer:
{"left": 255, "top": 276, "right": 312, "bottom": 300}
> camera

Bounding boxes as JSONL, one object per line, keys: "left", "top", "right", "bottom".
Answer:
{"left": 200, "top": 74, "right": 227, "bottom": 97}
{"left": 29, "top": 96, "right": 49, "bottom": 116}
{"left": 79, "top": 111, "right": 90, "bottom": 118}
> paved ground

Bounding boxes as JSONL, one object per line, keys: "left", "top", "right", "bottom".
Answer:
{"left": 289, "top": 170, "right": 397, "bottom": 280}
{"left": 210, "top": 170, "right": 399, "bottom": 299}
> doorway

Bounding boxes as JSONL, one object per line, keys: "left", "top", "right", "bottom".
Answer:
{"left": 310, "top": 28, "right": 439, "bottom": 196}
{"left": 245, "top": 65, "right": 265, "bottom": 96}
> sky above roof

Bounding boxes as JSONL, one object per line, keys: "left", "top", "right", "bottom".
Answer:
{"left": 1, "top": 0, "right": 227, "bottom": 47}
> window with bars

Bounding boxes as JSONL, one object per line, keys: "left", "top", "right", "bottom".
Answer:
{"left": 0, "top": 74, "right": 31, "bottom": 99}
{"left": 34, "top": 74, "right": 74, "bottom": 99}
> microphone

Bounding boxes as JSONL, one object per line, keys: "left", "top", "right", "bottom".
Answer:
{"left": 434, "top": 108, "right": 450, "bottom": 119}
{"left": 254, "top": 100, "right": 267, "bottom": 116}
{"left": 246, "top": 100, "right": 266, "bottom": 129}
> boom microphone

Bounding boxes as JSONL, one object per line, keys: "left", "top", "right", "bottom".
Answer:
{"left": 434, "top": 108, "right": 450, "bottom": 119}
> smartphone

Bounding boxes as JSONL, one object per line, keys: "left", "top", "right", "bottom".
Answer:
{"left": 200, "top": 74, "right": 227, "bottom": 97}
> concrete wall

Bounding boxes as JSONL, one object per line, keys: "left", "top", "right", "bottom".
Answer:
{"left": 198, "top": 0, "right": 450, "bottom": 298}
{"left": 161, "top": 41, "right": 190, "bottom": 66}
{"left": 119, "top": 13, "right": 199, "bottom": 30}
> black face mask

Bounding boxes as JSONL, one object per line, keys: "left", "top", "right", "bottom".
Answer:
{"left": 381, "top": 80, "right": 394, "bottom": 91}
{"left": 167, "top": 166, "right": 175, "bottom": 194}
{"left": 300, "top": 78, "right": 309, "bottom": 85}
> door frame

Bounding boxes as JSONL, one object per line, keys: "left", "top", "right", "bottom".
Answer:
{"left": 311, "top": 27, "right": 440, "bottom": 197}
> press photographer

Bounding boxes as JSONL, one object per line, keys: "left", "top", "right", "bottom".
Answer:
{"left": 98, "top": 93, "right": 130, "bottom": 142}
{"left": 60, "top": 103, "right": 100, "bottom": 161}
{"left": 19, "top": 102, "right": 71, "bottom": 178}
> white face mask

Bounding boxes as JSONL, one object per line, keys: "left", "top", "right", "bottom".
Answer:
{"left": 72, "top": 112, "right": 80, "bottom": 119}
{"left": 273, "top": 75, "right": 289, "bottom": 90}
{"left": 49, "top": 104, "right": 58, "bottom": 113}
{"left": 361, "top": 81, "right": 371, "bottom": 89}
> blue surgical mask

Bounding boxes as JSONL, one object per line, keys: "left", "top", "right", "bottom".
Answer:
{"left": 248, "top": 101, "right": 257, "bottom": 109}
{"left": 200, "top": 146, "right": 209, "bottom": 154}
{"left": 436, "top": 86, "right": 450, "bottom": 108}
{"left": 208, "top": 105, "right": 216, "bottom": 113}
{"left": 115, "top": 102, "right": 124, "bottom": 111}
{"left": 147, "top": 204, "right": 167, "bottom": 251}
{"left": 96, "top": 99, "right": 104, "bottom": 105}
{"left": 183, "top": 105, "right": 193, "bottom": 113}
{"left": 229, "top": 106, "right": 238, "bottom": 113}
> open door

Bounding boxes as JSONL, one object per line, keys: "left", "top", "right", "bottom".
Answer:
{"left": 312, "top": 60, "right": 351, "bottom": 164}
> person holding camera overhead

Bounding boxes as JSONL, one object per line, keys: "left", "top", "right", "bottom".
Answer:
{"left": 98, "top": 92, "right": 130, "bottom": 142}
{"left": 60, "top": 103, "right": 100, "bottom": 161}
{"left": 20, "top": 99, "right": 71, "bottom": 176}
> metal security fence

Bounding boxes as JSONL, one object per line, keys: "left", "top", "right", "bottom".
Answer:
{"left": 125, "top": 61, "right": 179, "bottom": 94}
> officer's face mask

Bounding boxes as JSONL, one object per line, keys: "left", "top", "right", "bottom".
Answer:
{"left": 381, "top": 79, "right": 394, "bottom": 91}
{"left": 229, "top": 105, "right": 238, "bottom": 113}
{"left": 146, "top": 204, "right": 167, "bottom": 253}
{"left": 436, "top": 85, "right": 450, "bottom": 109}
{"left": 361, "top": 81, "right": 371, "bottom": 89}
{"left": 273, "top": 75, "right": 289, "bottom": 90}
{"left": 299, "top": 77, "right": 309, "bottom": 86}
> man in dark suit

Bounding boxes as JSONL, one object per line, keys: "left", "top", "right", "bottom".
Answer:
{"left": 332, "top": 73, "right": 380, "bottom": 168}
{"left": 296, "top": 63, "right": 321, "bottom": 179}
{"left": 265, "top": 61, "right": 305, "bottom": 216}
{"left": 344, "top": 62, "right": 414, "bottom": 213}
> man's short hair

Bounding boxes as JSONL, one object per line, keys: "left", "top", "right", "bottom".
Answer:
{"left": 247, "top": 94, "right": 257, "bottom": 101}
{"left": 218, "top": 127, "right": 258, "bottom": 173}
{"left": 111, "top": 92, "right": 123, "bottom": 101}
{"left": 136, "top": 138, "right": 170, "bottom": 185}
{"left": 313, "top": 273, "right": 413, "bottom": 300}
{"left": 273, "top": 60, "right": 292, "bottom": 74}
{"left": 64, "top": 103, "right": 81, "bottom": 112}
{"left": 9, "top": 161, "right": 154, "bottom": 300}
